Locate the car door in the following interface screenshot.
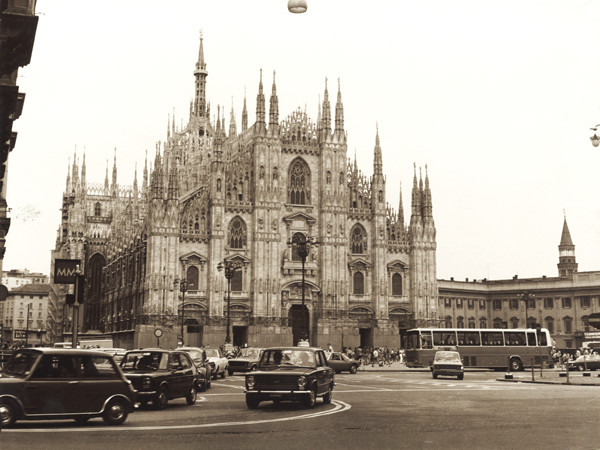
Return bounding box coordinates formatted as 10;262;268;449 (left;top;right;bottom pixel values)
315;351;332;395
178;352;196;392
22;354;80;414
168;353;186;397
76;354;125;413
327;353;341;371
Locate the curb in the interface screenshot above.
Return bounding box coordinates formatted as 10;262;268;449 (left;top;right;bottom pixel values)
497;378;600;386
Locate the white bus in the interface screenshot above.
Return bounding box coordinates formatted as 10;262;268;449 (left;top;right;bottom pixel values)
404;327;553;371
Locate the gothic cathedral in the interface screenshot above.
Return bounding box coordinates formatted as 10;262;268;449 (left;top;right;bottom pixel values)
53;34;438;349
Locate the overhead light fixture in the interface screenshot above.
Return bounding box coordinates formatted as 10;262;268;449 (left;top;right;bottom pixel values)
288;0;307;14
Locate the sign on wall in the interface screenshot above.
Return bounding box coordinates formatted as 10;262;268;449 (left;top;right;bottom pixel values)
54;259;81;284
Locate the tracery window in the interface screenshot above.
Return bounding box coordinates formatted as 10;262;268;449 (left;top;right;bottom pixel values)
350;225;367;254
288;159;311;205
94;202;101;216
186;266;199;291
231;268;243;292
228;217;247;249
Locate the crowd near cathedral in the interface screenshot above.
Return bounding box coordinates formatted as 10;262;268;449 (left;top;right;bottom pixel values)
47;34;600;351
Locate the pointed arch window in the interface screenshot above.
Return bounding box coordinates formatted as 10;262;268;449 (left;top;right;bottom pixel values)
186;266;199;291
288;159;311;205
94;202;101;216
350;225;367;254
228;217;247;249
392;273;402;296
353;271;364;295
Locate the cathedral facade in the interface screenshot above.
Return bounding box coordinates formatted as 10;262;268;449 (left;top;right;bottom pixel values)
52;35;438;350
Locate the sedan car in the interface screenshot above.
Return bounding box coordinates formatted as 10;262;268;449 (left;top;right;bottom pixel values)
245;347;334;409
430;350;464;380
0;348;137;427
326;352;361;374
205;347;228;379
120;349;197;409
567;354;600;371
228;347;263;375
176;346;212;391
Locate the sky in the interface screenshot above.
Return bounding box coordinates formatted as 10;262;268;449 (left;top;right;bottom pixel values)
6;0;600;281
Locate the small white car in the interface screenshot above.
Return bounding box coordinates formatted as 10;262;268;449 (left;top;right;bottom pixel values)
204;348;228;379
431;350;464;380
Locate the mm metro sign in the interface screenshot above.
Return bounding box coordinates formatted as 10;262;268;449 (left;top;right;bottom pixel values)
54;259;81;284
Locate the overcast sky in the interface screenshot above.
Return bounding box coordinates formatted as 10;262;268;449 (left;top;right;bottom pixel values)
7;0;600;281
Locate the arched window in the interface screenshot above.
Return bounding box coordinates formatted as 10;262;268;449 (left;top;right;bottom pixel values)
228;217;247;249
468;317;476;328
563;316;573;334
445;316;453;328
392;273;402;296
493;318;503;328
350;225;367;254
479;317;487;329
527;316;537;328
510;317;519;329
353;272;364;295
326;171;331;184
94;202;101;216
288;159;311;205
339;171;344;185
186;266;199;291
457;316;464;329
545;317;554;334
291;232;306;262
231;268;243;292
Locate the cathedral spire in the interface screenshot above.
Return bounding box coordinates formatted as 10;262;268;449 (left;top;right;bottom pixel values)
80;150;86;192
321;77;331;133
269;70;279;129
229;99;237;136
423;165;433;218
411;163;421;216
194;30;208;117
256;68;266;129
111;148;118;197
373;123;383;176
65;158;71;193
71;145;79;190
242;88;248;131
334;78;344;133
398;182;405;226
133;162;138;200
104;159;109;193
143;150;148;195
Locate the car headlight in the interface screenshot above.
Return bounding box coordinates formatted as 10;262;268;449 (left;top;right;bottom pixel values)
297;376;307;389
246;375;255;390
142;376;151;389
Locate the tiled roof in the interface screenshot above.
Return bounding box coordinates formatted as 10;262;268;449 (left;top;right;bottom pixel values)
11;283;52;295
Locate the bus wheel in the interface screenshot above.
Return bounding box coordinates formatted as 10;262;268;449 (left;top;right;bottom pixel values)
510;358;523;372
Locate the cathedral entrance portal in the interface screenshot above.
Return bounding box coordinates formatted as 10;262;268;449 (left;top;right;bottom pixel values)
186;320;203;347
289;305;309;346
233;326;248;347
360;328;373;349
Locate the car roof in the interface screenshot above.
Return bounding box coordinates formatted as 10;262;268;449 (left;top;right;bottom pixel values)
263;347;323;352
13;347;114;357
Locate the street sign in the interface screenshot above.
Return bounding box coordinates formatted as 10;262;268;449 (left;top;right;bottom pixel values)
14;330;25;339
54;259;81;284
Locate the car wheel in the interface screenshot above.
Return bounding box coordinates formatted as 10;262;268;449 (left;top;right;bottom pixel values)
510;358;523;372
457;374;464;380
153;388;169;410
74;416;90;425
323;386;333;405
304;387;317;408
246;395;260;409
102;398;129;425
207;378;212;389
221;368;226;378
0;400;18;427
186;386;197;405
349;364;358;374
228;369;234;376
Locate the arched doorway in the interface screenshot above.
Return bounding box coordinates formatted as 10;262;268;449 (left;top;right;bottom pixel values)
389;308;413;348
288;305;309;345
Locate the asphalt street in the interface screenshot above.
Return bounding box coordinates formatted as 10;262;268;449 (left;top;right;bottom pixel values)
3;370;599;450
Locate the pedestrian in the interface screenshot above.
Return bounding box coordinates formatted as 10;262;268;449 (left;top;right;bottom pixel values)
372;348;379;367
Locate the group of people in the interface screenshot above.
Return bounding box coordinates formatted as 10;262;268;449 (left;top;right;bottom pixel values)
335;345;405;366
552;347;599;367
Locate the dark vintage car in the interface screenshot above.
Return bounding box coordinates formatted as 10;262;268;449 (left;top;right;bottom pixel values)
228;347;264;375
430;350;464;380
567;354;600;371
326;352;361;374
120;349;198;409
175;347;212;391
0;348;137;427
245;347;334;409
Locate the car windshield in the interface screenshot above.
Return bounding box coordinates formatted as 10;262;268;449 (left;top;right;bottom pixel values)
120;351;167;371
1;351;39;377
204;349;220;358
434;351;461;362
260;349;316;368
240;348;261;358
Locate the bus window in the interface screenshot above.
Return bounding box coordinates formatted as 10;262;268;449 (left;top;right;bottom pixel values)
459;331;480;346
433;331;456;346
538;331;548;346
505;331;526;346
481;331;504;346
526;332;536;346
406;331;419;349
421;333;433;349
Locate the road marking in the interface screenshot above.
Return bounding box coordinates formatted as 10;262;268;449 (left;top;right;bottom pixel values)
3;400;352;433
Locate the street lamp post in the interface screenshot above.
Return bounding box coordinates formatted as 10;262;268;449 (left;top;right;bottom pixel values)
174;277;188;346
24;303;32;347
217;260;244;345
520;291;535;328
291;234;318;343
